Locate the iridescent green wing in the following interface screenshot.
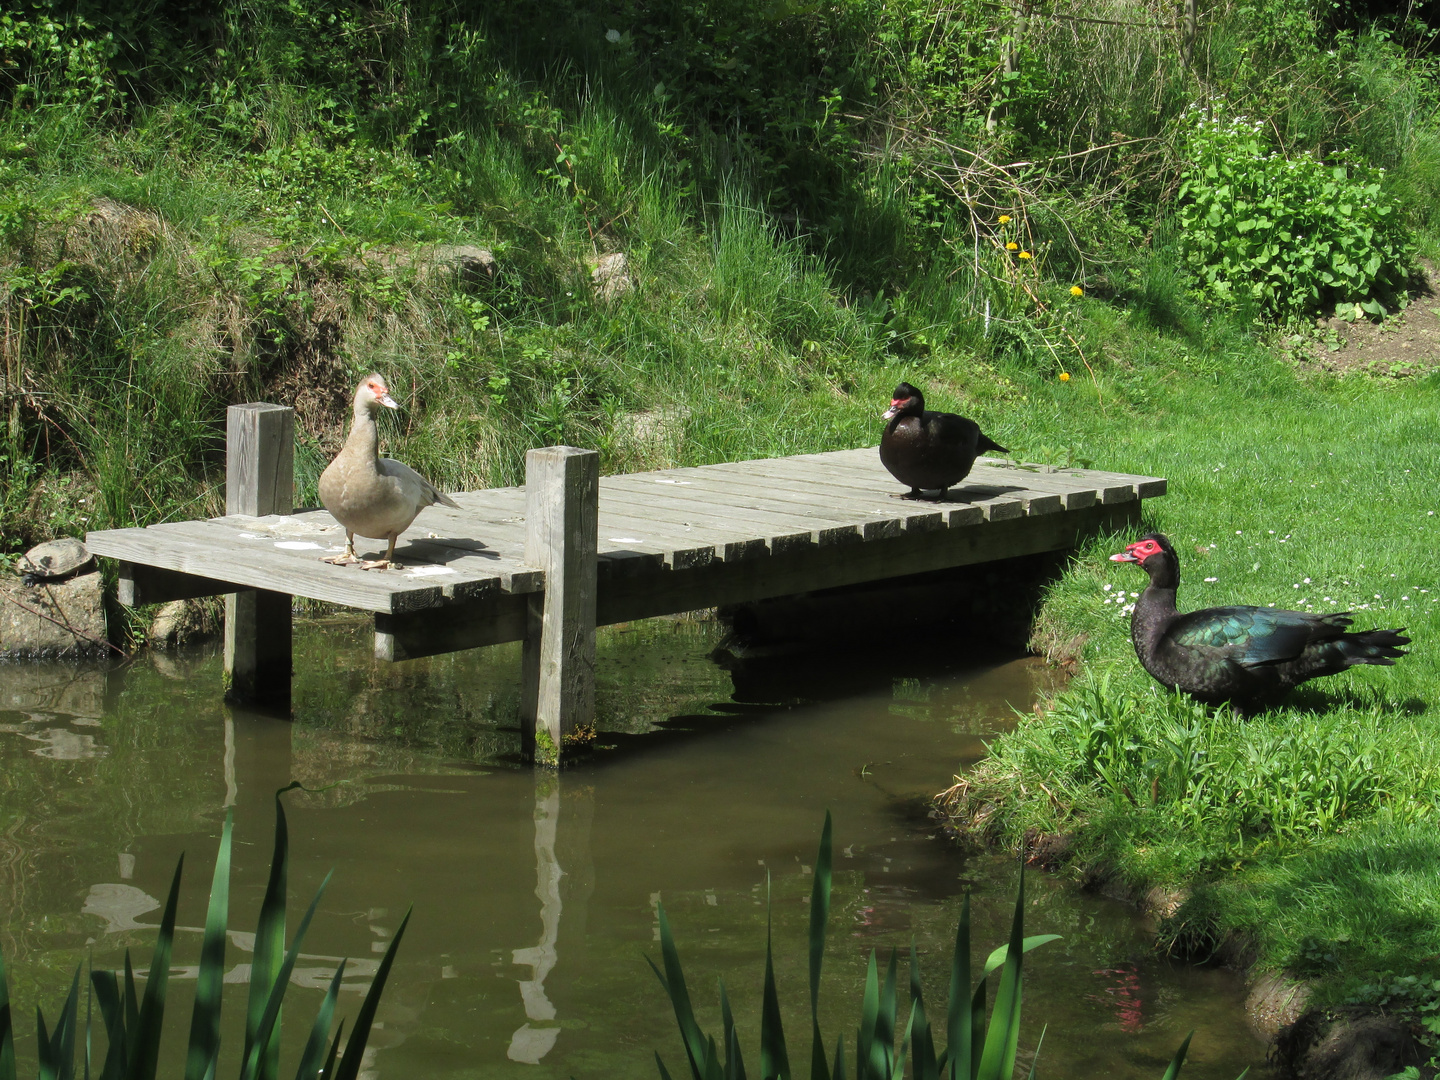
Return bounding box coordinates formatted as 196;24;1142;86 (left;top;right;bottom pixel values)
1168;606;1324;667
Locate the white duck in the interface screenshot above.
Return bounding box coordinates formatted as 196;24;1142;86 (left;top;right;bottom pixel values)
318;374;459;570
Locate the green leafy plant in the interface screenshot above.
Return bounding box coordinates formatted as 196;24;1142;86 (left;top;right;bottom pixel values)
1176;108;1412;321
0;783;408;1080
650;813;1231;1080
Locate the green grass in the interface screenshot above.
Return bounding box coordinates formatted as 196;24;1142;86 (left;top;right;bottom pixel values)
940;343;1440;1010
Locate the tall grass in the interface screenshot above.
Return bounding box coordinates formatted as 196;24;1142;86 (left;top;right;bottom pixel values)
0;785;406;1079
652;813;1232;1080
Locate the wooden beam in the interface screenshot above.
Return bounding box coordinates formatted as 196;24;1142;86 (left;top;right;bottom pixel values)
118;562;227;607
595;500;1142;625
520;446;598;766
224;403;295;712
372;500;1144;660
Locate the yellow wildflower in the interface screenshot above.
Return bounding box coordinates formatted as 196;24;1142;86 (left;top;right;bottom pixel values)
999;215;1012;224
1019;250;1032;260
1070;285;1083;297
1005;241;1018;251
1059;372;1071;382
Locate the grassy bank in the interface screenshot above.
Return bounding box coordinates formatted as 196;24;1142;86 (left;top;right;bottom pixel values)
938;352;1440;1021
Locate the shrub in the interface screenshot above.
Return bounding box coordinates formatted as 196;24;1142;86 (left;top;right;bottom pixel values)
1176;108;1412;321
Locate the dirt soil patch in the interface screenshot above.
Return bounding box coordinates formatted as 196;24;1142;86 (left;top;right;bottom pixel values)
1304;261;1440;376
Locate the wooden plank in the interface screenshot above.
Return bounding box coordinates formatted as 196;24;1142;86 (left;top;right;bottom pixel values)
772;450;1129;516
87;524;441;614
717;456;1028;522
615;466;982;532
609;469;916;537
598;486;812;559
970;460;1133;505
752;451;1063;516
375;592;529;660
520;446;599;765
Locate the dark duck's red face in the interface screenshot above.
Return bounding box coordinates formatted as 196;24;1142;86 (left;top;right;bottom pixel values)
883;382;923;421
1110;533;1179;587
1110;535;1167;566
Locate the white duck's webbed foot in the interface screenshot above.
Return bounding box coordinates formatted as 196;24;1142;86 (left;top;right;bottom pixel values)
359;536;400;571
322;538;360;565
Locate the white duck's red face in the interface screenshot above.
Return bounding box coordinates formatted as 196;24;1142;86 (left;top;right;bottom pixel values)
361;375;400;410
1110;537;1165;565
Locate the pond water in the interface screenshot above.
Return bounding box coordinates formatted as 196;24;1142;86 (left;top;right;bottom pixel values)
0;615;1272;1079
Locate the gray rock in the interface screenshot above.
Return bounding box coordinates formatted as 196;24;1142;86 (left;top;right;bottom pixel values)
591;251;633;301
19;537;93;582
0;570;109;658
431;244;497;281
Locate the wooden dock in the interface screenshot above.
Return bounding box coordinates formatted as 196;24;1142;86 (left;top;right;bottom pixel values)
85;403;1165;763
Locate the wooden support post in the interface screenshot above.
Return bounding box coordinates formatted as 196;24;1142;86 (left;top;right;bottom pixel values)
223;403;295;712
1181;0;1197;69
520;446;598;766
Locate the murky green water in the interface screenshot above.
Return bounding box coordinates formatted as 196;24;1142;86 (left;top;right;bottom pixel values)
0;616;1271;1078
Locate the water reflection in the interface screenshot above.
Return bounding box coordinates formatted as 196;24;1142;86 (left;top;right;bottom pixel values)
0;617;1273;1079
510;777;563;1063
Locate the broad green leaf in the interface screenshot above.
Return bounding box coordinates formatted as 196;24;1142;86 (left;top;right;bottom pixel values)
1159;1031;1192;1080
293;961;345;1080
333;907;410;1080
127;856;185;1080
809;813;833;1080
759;881;790;1080
185;812;234;1080
246;785;302;1080
981;936;1061;977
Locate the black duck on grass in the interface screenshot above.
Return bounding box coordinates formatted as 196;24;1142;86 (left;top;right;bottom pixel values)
1111;533;1410;711
879;381;1007;500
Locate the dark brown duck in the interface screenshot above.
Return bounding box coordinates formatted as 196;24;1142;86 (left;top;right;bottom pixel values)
879;381;1007;500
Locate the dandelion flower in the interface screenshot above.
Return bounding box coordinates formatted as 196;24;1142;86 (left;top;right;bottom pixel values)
1006;241;1018;251
1019;250;1032;260
999;215;1011;224
1058;371;1070;382
1070;285;1083;297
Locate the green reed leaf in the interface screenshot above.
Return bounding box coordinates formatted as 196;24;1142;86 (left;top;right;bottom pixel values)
185;812;233;1080
332;906;410;1080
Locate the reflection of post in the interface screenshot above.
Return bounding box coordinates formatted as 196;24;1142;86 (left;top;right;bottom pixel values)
228;711;294;815
509;774;562;1064
508;774;595;1065
223;715;238;808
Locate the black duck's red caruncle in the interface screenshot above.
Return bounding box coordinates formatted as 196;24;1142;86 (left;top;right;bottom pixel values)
879;382;1007;500
1111;533;1410;710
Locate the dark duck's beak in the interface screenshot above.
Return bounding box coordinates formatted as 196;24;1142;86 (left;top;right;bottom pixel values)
882;398;904;420
1110;543;1143;563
